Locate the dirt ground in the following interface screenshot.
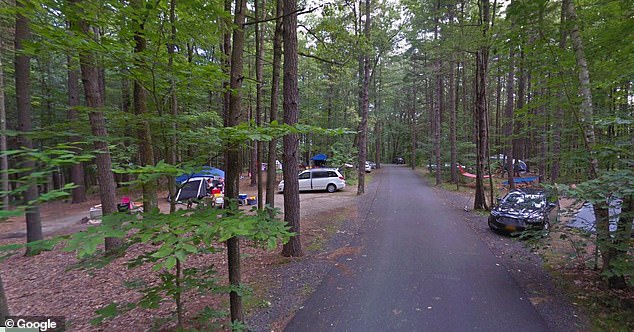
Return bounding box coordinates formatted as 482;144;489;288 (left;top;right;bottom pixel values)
0;176;360;331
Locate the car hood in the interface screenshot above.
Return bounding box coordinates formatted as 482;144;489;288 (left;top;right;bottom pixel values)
492;205;543;219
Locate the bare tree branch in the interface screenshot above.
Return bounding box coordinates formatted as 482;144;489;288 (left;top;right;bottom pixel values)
298;51;344;66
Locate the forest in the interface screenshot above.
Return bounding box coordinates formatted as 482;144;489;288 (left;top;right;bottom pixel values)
0;0;632;330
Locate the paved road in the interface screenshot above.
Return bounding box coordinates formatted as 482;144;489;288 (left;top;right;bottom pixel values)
285;165;548;332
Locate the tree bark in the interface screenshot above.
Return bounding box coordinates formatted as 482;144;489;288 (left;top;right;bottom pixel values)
433;0;442;185
375;66;382;169
375;121;381;169
222;0;232;124
167;0;178;213
356;0;371;195
15;2;44;253
281;0;303;257
504;42;516;189
410;81;417;171
255;0;267;209
69;0;121;253
266;0;283;210
564;0;623;288
0;272;8;322
449;57;458;183
513;47;526;162
0;36;9;322
131;0;157;211
473;0;490;210
225;0;247;323
0;36;9;210
67;53;87;203
434;63;442;185
550;1;567;183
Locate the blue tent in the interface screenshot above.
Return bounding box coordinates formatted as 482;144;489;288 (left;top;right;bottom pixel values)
176;166;225;183
311;154;327;161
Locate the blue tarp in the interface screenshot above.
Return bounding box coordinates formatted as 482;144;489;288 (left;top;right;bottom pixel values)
311;154;327;161
502;176;539;185
176;166;225;183
567;201;634;233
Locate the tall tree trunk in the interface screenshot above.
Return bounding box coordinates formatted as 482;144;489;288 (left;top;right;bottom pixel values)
434;62;442;185
504;44;516;189
513;47;526;162
266;0;283;210
281;0;303;257
0;270;7;320
167;0;178;213
473;0;490;210
67;53;87;203
449;57;457;183
494;58;502;149
564;0;623;288
433;0;442;185
255;0;267;209
375;65;382;169
69;0;121;254
375;121;381;169
249;102;257;187
131;0;157;211
356;0;371;195
550;3;567;183
564;0;599;177
538;85;547;182
15;2;43;254
222;0;231;123
0;36;9;210
225;0;247;323
410;80;417;171
408;57;414;170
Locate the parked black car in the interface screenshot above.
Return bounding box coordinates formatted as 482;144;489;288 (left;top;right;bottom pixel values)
488;188;558;234
393;157;405;164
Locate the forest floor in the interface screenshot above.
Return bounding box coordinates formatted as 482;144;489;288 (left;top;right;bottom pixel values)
0;175;363;331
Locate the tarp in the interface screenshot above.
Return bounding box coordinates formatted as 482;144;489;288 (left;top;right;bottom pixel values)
502;176;539;185
311;154;327;161
458;165;491;179
176;166;224;183
568;201;634;233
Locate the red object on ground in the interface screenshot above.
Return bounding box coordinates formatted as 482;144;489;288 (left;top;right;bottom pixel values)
458;165;491;179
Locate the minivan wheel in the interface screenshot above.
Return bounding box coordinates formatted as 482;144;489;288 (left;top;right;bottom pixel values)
326;184;336;193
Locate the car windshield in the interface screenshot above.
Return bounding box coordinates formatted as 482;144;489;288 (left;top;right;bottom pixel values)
503;192;545;209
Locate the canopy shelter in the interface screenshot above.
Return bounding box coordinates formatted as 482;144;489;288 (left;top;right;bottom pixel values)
176;166;224;183
311;154;328;167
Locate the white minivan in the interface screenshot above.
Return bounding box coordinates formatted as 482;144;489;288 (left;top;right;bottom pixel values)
278;168;346;193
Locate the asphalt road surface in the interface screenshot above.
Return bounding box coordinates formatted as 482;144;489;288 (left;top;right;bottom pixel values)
285;165;549;332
